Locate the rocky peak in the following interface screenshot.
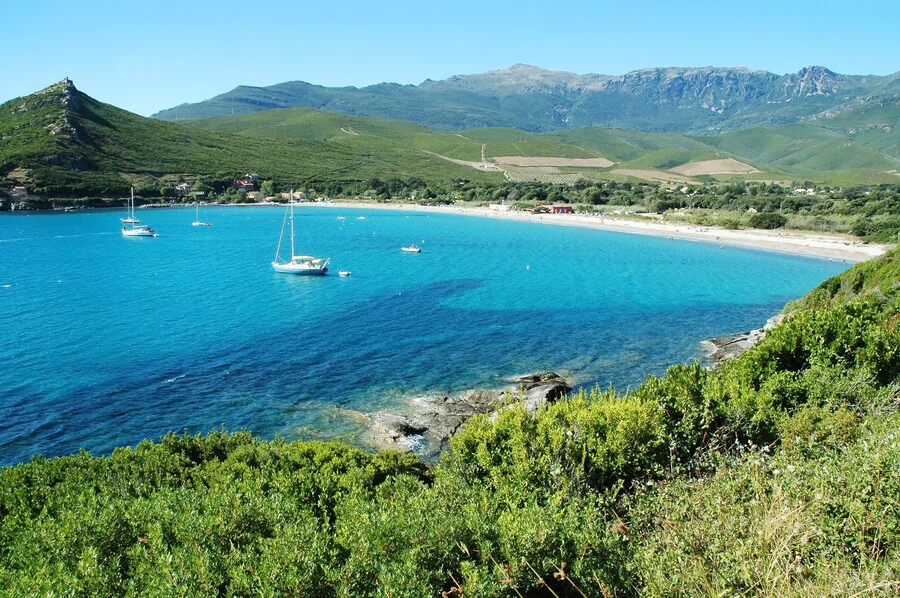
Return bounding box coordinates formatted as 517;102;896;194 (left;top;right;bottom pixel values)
425;64;586;94
780;66;842;98
32;78;81;108
11;78;84;142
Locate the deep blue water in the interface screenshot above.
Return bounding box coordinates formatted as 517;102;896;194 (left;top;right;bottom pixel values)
0;206;847;465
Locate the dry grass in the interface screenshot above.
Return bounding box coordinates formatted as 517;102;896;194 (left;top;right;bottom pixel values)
492;156;615;168
609;168;695;184
7;167;30;181
670;158;760;176
420;151;504;172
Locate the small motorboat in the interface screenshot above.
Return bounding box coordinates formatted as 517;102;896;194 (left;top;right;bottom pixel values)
339;270;352;277
401;244;421;253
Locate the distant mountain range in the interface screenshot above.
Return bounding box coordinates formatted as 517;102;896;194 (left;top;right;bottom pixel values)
153;64;900;134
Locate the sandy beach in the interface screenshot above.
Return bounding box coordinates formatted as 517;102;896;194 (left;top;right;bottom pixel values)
306;201;892;263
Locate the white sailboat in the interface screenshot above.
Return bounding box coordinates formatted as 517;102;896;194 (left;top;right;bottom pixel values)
191;202;212;227
272;193;328;275
121;188;158;237
120;189;139;223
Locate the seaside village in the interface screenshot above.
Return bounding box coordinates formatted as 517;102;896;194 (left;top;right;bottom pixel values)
3;173;582;214
2;173;322;210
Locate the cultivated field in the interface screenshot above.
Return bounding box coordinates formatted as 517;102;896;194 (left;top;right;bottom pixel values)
502;166;595;184
670;158;759;176
492;156;615;167
610;169;696;184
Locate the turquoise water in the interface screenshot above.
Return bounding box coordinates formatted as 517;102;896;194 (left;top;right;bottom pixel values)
0;206;847;465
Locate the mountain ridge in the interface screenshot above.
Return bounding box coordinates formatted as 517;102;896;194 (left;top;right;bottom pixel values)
153;64;900;134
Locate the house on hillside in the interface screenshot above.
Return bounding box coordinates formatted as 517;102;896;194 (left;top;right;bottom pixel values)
245;173;261;182
279;191;308;201
174;183;192;196
9;186;28;198
231;179;255;191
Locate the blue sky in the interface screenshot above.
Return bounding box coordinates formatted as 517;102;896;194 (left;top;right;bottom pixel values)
2;0;897;116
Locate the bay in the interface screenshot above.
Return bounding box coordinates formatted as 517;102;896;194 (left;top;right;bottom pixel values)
0;206;847;465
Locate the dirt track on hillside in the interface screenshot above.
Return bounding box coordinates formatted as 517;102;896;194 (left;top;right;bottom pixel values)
492;156;614;167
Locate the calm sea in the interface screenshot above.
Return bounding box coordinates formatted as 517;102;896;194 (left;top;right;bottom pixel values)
0;206;847;465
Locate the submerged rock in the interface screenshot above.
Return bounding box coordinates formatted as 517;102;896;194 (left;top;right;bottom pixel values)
364;372;572;454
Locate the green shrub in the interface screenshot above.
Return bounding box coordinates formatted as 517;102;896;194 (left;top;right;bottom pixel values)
749;212;788;229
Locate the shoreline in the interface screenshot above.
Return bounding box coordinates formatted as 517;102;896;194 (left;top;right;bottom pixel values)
5;199;890;262
301;201;891;263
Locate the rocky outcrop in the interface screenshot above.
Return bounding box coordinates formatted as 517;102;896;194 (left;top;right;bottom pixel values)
364;372;571;454
702;314;785;366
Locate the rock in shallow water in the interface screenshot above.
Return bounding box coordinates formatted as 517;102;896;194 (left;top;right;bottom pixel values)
702;314;785;366
365;372;572;454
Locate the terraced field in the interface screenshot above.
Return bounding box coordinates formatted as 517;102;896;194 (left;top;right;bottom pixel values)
501;166;596;184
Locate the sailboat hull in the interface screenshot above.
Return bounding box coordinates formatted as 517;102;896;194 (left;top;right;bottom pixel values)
272;261;328;275
122;227;158;237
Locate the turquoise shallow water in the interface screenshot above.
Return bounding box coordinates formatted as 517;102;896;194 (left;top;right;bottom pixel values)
0;206;847;465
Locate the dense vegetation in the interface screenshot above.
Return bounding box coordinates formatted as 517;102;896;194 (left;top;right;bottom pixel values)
3;246;899;595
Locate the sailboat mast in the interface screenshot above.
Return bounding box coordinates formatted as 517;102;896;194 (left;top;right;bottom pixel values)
290;189;296;258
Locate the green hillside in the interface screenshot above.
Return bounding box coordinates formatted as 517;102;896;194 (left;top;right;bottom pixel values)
699;124;900;172
0;81;501;198
181;105;900;185
815;100;900;160
191;107;484;162
155;80;545;131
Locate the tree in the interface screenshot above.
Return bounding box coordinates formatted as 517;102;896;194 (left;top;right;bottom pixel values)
748;212;787;229
260;180;276;197
193;181;213;196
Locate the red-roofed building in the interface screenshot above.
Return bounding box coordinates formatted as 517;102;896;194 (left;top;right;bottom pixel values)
231;179;255;191
539;205;573;214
